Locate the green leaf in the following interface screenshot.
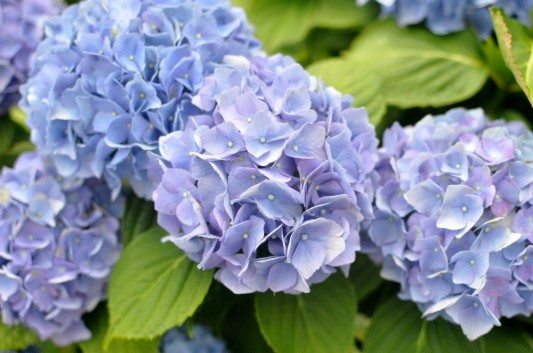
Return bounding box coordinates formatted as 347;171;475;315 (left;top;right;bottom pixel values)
80;305;158;353
312;0;378;31
0;120;15;155
365;297;533;353
348;254;383;301
0;321;38;350
233;0;376;52
222;298;273;353
120;194;157;246
347;20;489;108
491;7;533;106
106;227;213;343
255;274;356;353
308;58;387;125
483;326;533;353
9;107;29;132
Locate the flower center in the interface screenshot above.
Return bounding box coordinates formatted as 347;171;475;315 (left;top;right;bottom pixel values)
267;194;275;201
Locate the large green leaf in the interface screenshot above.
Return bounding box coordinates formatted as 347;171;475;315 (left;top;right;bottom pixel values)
308;58;387;125
222;298;273;353
80;306;158;353
255;274;356;353
120;194;157;246
346;20;489;108
365;298;533;353
0;322;38;350
491;7;533;106
348;254;383;301
106;227;212;343
233;0;376;52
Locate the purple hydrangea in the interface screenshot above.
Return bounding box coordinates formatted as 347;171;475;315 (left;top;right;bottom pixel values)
152;54;378;294
21;0;260;200
0;152;124;345
0;0;62;113
161;325;227;353
357;0;533;38
365;108;533;340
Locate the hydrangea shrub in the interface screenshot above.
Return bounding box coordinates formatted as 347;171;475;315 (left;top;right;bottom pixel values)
153;54;378;294
161;325;227;353
365;108;533;340
21;0;260;199
0;152;124;345
357;0;533;37
0;0;62;113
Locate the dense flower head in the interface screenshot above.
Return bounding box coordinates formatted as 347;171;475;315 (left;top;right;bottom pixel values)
365;108;533;340
21;0;260;200
153;54;378;294
0;0;62;113
0;152;124;345
161;325;227;353
357;0;533;38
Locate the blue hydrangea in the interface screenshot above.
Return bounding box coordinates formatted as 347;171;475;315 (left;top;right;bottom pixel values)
152;54;378;294
0;152;124;345
365;108;533;340
357;0;533;38
161;325;227;353
21;0;260;200
0;0;62;113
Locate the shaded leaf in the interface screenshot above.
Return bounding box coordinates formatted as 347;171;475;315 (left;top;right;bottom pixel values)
80;305;158;353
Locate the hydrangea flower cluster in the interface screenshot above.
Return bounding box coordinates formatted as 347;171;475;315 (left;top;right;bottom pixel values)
357;0;533;38
160;325;227;353
21;0;260;200
0;0;62;113
365;108;533;340
153;54;378;294
0;152;124;345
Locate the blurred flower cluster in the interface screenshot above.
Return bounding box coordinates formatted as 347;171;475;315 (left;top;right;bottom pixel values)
0;152;123;345
0;0;62;113
358;0;533;37
365;108;532;339
161;325;227;353
153;54;378;293
21;0;260;199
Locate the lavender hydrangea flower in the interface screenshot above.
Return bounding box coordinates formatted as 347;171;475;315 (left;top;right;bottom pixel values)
161;325;227;353
21;0;260;199
357;0;533;38
0;152;124;345
152;54;378;294
365;108;533;340
0;0;62;113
